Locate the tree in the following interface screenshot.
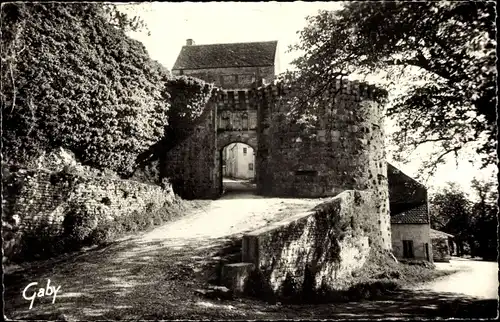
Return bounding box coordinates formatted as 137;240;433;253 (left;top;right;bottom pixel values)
429;183;473;257
470;177;498;260
290;1;497;175
1;3;170;176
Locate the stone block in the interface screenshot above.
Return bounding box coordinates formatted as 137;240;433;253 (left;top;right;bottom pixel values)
221;262;256;294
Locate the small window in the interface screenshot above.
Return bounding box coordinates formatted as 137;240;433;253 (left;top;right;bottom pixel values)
243;147;247;155
403;240;414;259
248;163;254;170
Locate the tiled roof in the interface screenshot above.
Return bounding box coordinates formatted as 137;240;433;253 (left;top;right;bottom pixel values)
388;163;428;208
430;229;454;239
172;41;278;70
391;204;429;224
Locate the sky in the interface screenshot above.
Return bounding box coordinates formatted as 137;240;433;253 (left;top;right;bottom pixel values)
120;2;497;197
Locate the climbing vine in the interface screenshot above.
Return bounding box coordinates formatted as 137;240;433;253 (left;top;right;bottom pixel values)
1;3;170;176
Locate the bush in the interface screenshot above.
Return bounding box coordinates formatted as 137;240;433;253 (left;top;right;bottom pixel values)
62;204;107;244
17;221;62;261
1;3;170;176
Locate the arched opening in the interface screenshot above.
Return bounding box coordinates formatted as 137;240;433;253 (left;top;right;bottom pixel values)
220;142;257;196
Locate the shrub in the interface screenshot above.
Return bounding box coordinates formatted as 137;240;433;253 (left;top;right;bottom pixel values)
62;203;108;244
1;3;170;176
17;221;62;261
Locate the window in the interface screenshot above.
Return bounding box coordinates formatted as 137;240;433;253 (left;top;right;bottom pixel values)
238;91;246;109
402;240;414;259
248;163;254;171
243;147;247;155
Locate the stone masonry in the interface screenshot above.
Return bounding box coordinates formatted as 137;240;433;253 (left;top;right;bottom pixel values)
2;166;176;262
162;78;391;250
239;190;380;294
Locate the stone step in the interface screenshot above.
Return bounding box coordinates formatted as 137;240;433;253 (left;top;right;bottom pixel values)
220;262;256;294
204;252;242;284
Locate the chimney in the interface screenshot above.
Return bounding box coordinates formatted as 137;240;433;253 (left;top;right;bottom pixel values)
186;39;195;46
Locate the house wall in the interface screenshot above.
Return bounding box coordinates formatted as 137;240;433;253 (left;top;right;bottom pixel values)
172;66;275;89
224;143;255;179
391;223;433;261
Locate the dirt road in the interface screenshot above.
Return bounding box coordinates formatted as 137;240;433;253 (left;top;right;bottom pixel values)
410;257;498;299
4;183;497;320
4;182;327;320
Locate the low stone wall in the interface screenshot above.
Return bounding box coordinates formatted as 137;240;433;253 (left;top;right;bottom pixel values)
2;165;176;262
240;190;381;295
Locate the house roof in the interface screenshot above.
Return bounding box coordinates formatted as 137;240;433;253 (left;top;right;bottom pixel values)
391;204;429;224
388;163;428;215
430;229;454;239
172;41;278;70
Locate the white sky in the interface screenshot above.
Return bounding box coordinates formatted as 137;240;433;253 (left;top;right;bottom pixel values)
119;2;497;197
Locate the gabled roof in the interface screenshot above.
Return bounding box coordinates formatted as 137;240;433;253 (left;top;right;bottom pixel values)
430;229;454;239
172;41;278;70
388;163;428;215
391;204;429;224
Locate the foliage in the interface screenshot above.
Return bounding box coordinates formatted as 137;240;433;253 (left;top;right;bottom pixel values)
430;183;473;256
165;76;214;129
134;76;214;177
470;178;498;260
62;203;108;244
430;179;498;259
161;75;214;159
290;1;497;173
1;3;170;176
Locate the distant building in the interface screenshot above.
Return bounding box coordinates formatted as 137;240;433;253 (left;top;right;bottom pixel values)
430;229;455;262
388;164;433;262
172;39;280;89
223;143;255;179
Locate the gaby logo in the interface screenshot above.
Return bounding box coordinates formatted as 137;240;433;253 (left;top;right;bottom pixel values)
22;279;61;310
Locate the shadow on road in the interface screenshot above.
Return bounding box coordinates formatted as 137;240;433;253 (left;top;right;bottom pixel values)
4;232;499;320
221;178;259;199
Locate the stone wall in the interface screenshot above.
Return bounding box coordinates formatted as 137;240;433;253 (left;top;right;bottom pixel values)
241;190;381;294
2;165;175;262
163;101;218;199
391;223;432;261
254;81;391;249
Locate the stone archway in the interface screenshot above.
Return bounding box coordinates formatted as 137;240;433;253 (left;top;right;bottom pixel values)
215;131;258;197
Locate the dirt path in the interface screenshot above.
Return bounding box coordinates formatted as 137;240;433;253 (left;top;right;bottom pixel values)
4;188;325;320
409;257;498;299
4;186;497;320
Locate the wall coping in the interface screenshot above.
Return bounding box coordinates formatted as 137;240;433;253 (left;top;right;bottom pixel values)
244;190;361;238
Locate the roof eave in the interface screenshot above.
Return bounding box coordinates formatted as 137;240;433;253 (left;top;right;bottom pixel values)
172;64;275;71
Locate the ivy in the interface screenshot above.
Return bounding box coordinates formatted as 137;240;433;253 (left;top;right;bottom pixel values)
1;3;170;176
